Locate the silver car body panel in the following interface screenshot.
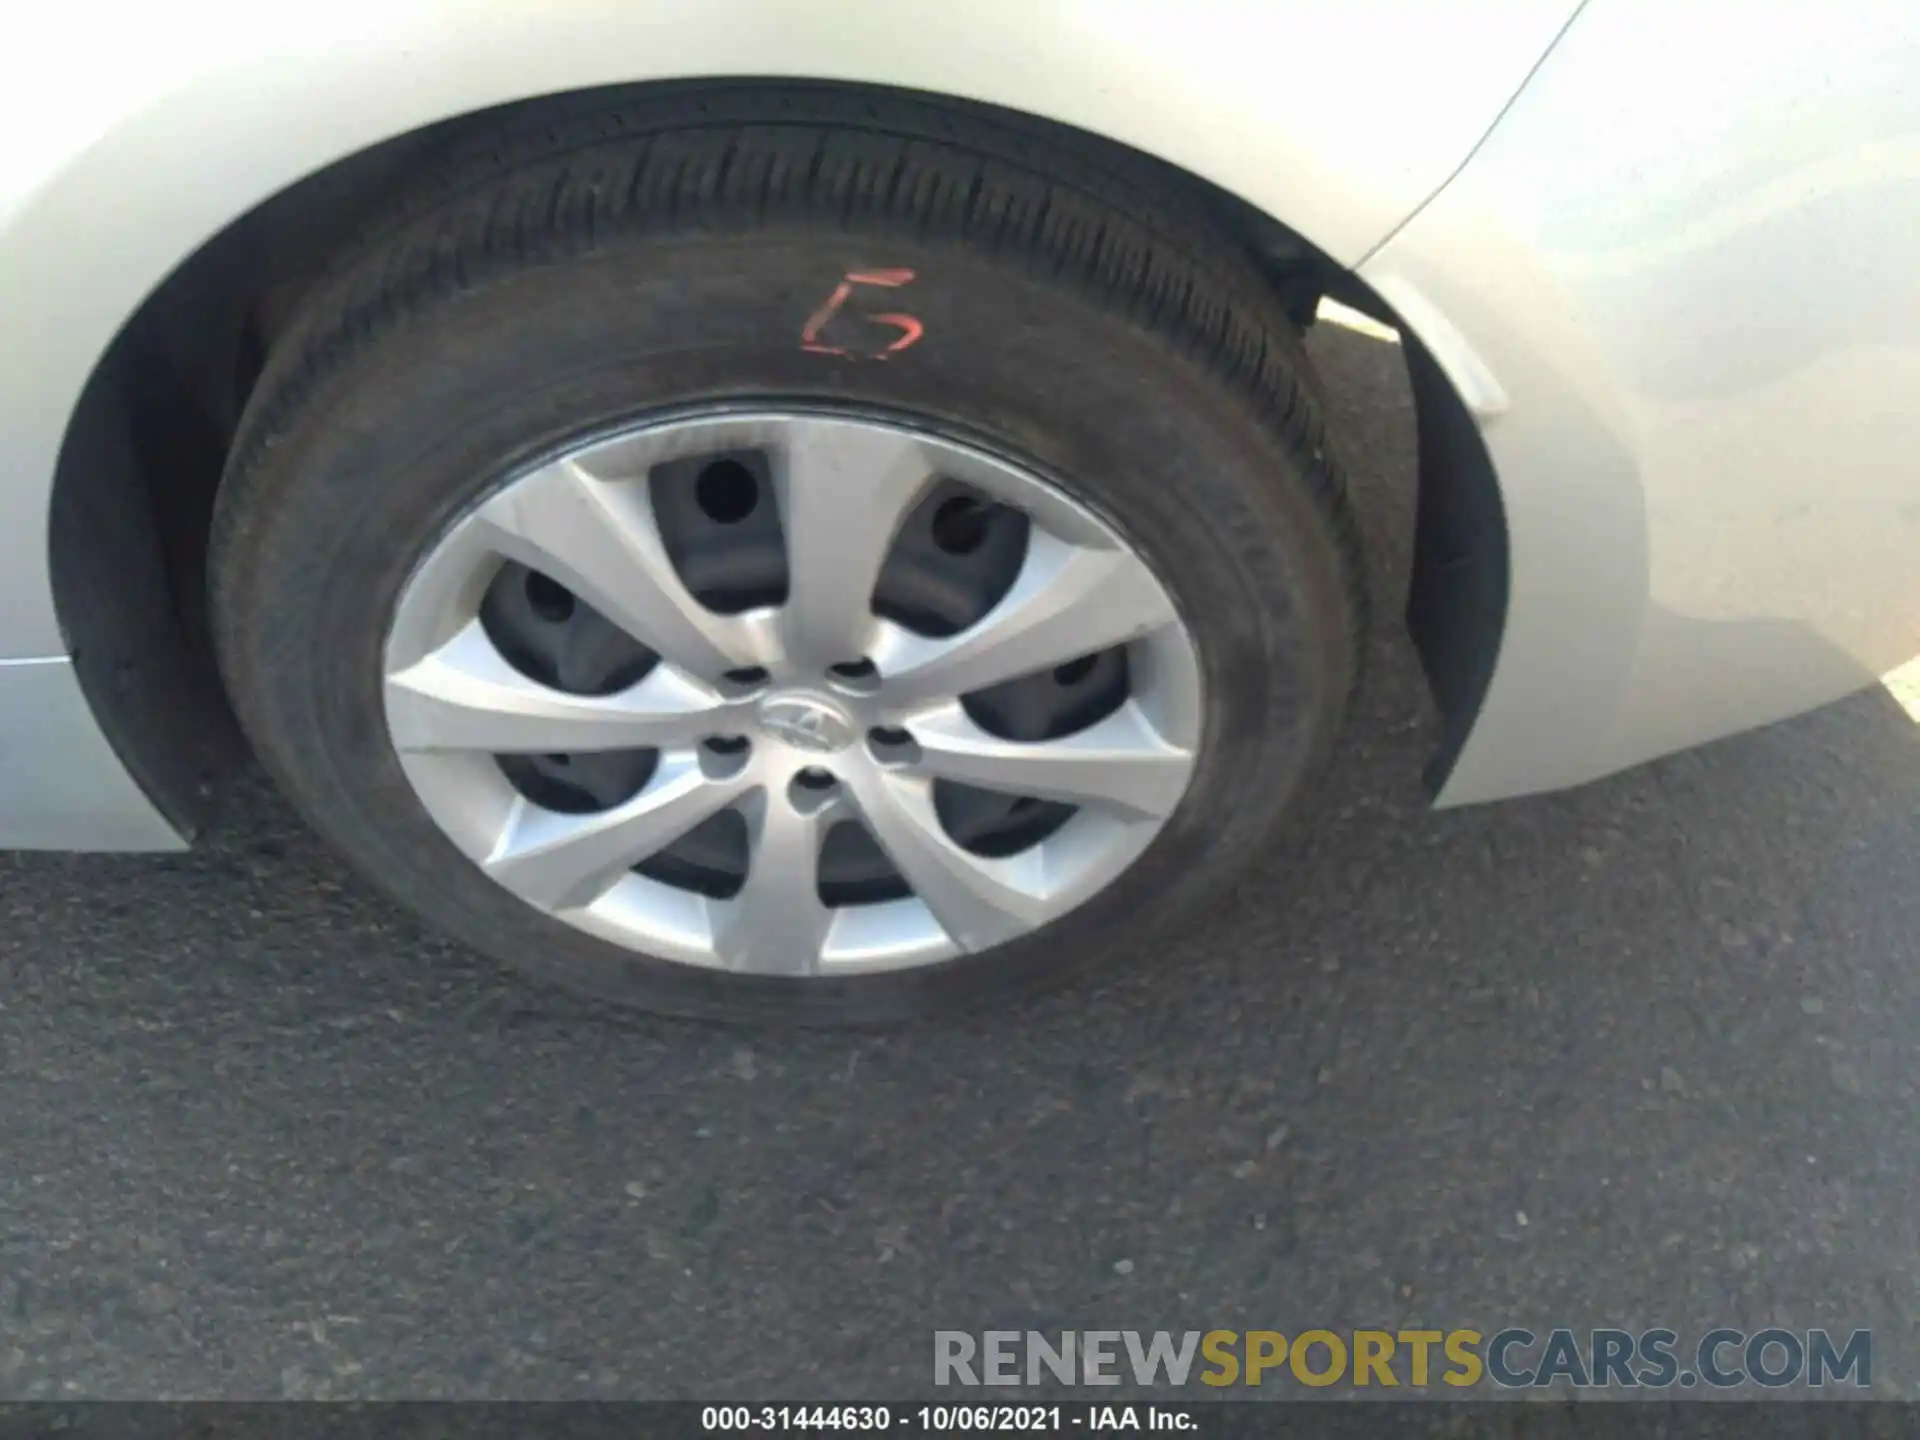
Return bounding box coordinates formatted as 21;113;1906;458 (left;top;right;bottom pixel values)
1;0;1914;844
0;660;186;850
1362;0;1920;804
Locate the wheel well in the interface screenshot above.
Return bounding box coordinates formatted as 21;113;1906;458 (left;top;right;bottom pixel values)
47;77;1502;837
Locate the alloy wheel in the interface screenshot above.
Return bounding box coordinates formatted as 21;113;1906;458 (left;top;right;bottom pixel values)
381;411;1203;975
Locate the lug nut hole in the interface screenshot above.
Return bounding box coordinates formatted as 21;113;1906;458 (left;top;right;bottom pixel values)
827;658;881;694
867;727;921;767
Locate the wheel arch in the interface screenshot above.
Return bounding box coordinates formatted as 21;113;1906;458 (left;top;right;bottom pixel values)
41;75;1513;841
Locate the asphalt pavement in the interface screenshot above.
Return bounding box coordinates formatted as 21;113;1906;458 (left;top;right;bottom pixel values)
2;327;1917;1400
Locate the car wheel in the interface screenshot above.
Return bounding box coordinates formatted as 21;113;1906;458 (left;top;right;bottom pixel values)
209;88;1363;1022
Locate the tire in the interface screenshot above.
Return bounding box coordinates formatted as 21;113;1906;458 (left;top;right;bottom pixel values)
209;85;1364;1024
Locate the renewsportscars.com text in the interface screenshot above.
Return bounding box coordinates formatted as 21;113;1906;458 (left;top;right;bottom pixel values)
933;1328;1871;1391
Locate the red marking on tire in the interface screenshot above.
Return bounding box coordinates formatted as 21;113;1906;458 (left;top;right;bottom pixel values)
801;269;925;359
868;313;924;354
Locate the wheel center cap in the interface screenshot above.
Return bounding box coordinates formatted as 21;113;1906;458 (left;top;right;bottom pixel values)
756;692;857;753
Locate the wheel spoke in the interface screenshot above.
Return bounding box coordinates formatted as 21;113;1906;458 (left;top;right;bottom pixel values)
386;620;737;754
841;769;1049;950
901;700;1193;819
870;531;1178;709
475;456;768;679
483;751;740;910
772;422;933;667
711;793;835;975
